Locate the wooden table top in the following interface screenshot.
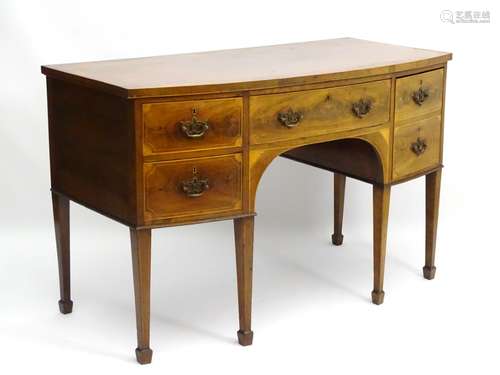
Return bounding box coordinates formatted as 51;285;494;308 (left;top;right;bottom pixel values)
41;38;452;98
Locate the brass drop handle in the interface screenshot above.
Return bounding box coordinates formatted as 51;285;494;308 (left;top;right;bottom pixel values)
412;87;429;106
277;108;303;128
411;137;427;156
179;108;209;138
352;99;372;118
181;167;209;197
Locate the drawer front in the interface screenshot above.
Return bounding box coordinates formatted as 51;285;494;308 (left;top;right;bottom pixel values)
395;69;444;123
249;80;391;144
143;98;242;155
393;116;441;180
144;154;242;220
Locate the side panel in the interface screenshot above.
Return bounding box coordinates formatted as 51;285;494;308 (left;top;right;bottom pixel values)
47;78;137;225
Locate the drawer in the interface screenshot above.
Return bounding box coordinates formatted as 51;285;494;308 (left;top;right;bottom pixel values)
395;69;444;123
249;80;391;144
144;154;242;220
143;98;242;155
393;116;441;180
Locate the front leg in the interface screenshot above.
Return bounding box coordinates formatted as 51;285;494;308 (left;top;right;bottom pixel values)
234;217;254;346
372;184;391;305
52;192;73;314
423;170;441;280
130;228;153;364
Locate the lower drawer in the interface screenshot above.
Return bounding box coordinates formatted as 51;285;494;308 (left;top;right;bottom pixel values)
393;116;441;180
144;154;242;220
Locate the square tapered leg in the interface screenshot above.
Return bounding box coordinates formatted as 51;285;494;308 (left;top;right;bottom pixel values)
52;192;73;314
423;170;441;280
332;173;346;246
234;217;255;346
372;184;390;305
130;228;153;364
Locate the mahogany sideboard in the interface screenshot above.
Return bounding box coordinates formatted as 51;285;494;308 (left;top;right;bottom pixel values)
41;38;452;364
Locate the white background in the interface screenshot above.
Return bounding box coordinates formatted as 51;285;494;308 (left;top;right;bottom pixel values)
1;0;499;374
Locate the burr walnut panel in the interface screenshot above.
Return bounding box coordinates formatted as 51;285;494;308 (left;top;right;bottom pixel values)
143;154;242;221
392;115;442;180
143;98;242;155
249;80;391;144
395;68;444;123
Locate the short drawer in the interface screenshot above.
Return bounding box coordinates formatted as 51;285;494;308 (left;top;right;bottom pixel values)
143;98;242;155
395;69;444;123
393;115;441;180
249;80;391;144
143;154;242;220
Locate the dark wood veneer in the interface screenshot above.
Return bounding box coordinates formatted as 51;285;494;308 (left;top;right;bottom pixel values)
47;78;138;225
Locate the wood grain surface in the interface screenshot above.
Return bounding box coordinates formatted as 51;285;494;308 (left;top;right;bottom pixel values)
143;154;242;221
42;38;451;97
395;68;444;123
392;116;442;180
143;97;242;155
249;80;391;144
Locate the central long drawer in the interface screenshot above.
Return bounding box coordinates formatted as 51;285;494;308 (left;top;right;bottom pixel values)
249;79;391;144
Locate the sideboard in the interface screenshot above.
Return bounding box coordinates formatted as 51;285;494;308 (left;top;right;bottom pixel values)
42;38;452;363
